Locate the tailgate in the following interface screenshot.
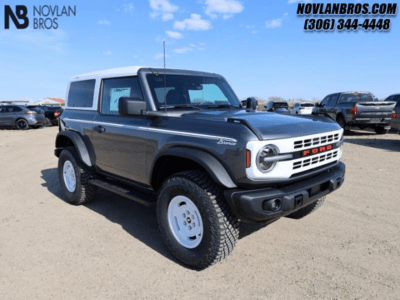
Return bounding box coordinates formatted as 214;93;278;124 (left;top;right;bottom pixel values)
356;101;396;119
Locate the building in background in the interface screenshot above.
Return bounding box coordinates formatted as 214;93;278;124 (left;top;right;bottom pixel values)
33;98;65;106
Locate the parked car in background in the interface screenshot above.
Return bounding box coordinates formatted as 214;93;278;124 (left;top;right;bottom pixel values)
263;101;289;113
27;105;63;126
0;105;46;130
314;92;396;134
385;94;400;132
289;102;315;115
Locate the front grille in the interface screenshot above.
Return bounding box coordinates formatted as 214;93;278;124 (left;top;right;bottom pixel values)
293;151;338;170
294;133;340;150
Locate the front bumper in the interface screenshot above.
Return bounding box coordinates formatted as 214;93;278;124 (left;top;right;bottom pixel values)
224;162;345;223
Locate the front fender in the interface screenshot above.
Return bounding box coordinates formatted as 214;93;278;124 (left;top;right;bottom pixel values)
152;147;237;189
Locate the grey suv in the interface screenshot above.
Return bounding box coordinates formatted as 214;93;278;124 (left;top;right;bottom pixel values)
0;105;46;130
55;66;345;269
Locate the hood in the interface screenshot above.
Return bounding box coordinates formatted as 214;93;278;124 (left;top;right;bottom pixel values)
183;110;341;140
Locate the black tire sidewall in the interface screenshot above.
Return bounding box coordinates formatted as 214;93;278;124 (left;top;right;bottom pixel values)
58;150;84;204
16;119;29;130
337;116;346;129
157;177;220;267
375;127;388;134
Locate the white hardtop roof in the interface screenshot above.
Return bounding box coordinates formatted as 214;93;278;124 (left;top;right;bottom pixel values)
72;66;148;79
72;66;212;80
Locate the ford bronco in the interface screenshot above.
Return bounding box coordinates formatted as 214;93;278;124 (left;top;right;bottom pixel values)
55;66;345;269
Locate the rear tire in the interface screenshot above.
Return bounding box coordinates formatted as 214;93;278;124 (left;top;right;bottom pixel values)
286;197;326;219
157;170;239;270
16;119;29;130
375;127;389;135
58;147;97;205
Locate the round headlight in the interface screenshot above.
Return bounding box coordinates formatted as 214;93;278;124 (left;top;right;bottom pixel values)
256;145;278;173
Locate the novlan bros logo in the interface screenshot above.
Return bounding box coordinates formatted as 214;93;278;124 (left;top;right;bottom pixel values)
4;5;28;29
4;4;76;30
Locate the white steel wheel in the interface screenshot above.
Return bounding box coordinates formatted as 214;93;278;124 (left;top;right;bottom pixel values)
167;195;203;249
63;160;76;192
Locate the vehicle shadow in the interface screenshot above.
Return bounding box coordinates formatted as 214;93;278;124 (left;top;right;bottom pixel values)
344;134;400;152
41;168;275;266
40;168;184;268
343;129;376;136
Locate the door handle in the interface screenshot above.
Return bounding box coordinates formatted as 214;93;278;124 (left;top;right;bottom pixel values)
94;125;105;133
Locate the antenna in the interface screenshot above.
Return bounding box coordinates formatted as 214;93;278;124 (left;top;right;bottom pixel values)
163;40;167;113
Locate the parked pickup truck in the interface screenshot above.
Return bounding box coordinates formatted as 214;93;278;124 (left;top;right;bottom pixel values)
54;66;345;269
314;92;396;134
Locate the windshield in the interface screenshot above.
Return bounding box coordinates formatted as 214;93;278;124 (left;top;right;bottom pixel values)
146;74;241;109
340;94;374;103
301;103;314;107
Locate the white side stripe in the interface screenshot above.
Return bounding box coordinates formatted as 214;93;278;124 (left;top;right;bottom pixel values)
63;118;237;142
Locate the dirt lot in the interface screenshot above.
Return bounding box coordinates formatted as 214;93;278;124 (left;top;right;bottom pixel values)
1;127;399;299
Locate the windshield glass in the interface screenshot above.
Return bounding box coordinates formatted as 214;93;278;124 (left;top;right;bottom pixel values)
301;103;314;107
146;74;241;109
340;94;374;103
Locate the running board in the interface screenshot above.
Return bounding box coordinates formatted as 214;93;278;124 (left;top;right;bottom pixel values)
88;179;157;207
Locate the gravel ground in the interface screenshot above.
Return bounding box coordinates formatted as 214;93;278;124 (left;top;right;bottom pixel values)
1;127;399;299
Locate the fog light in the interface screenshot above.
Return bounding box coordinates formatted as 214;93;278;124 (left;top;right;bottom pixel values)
263;199;282;212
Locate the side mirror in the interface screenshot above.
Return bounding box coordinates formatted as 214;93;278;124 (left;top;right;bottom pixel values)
119;97;146;116
246;97;258;112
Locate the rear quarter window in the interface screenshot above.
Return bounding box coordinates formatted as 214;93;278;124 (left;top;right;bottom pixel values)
67;80;96;108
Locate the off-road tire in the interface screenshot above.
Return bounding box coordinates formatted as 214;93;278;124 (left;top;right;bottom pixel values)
58;147;97;205
286;196;326;219
16;119;29;130
375;127;389;135
157;170;239;270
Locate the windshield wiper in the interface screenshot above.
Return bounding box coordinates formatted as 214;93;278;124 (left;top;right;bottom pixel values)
159;104;203;110
207;104;241;109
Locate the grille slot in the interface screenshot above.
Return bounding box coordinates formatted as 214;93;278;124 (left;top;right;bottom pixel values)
292;151;338;170
293;133;340;150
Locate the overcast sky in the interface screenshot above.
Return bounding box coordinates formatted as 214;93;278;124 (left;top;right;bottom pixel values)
0;0;399;102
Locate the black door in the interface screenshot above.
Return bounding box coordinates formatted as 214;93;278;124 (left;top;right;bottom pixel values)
325;93;340;120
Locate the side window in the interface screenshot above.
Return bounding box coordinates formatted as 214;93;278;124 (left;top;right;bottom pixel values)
101;76;143;115
338;94;350;103
385;96;394;101
320;96;330;107
328;94;340;106
68;79;96;108
12;106;23;112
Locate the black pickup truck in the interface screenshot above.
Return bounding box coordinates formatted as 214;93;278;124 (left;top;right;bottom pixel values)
54;67;345;269
314;92;396;134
